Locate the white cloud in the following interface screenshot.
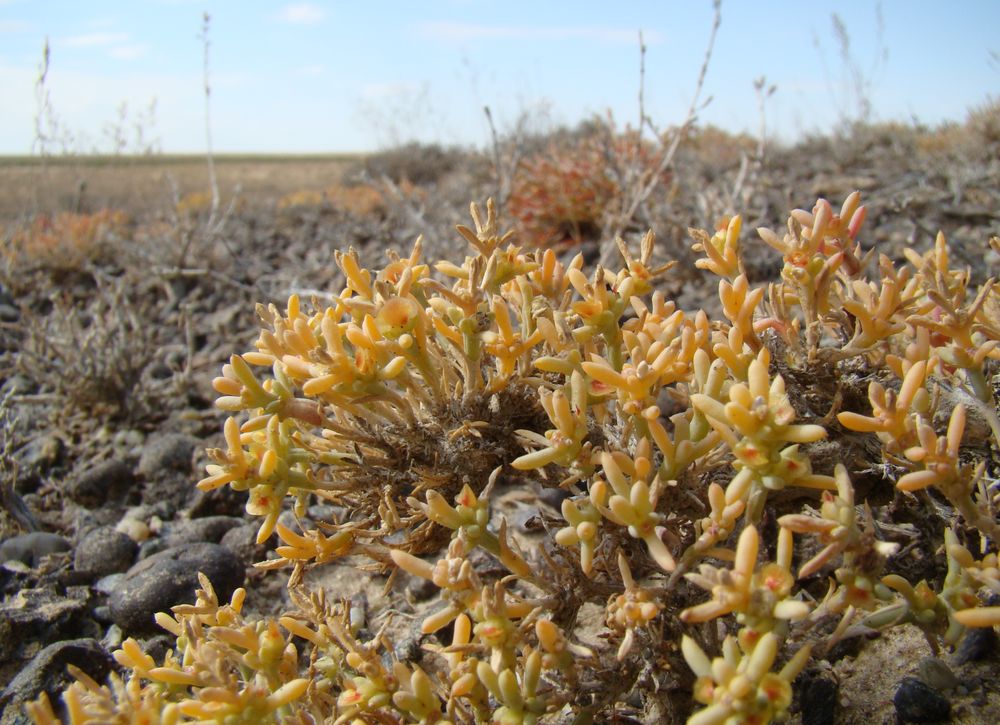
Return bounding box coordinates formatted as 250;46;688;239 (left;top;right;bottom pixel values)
108;45;149;61
62;32;129;48
0;19;29;32
295;64;326;78
416;22;659;45
276;3;326;25
57;30;150;62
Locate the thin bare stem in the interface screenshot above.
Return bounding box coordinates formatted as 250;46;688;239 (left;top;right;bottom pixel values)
728;76;774;212
637;30;647;138
32;38;52;157
200;13;220;223
601;0;722;267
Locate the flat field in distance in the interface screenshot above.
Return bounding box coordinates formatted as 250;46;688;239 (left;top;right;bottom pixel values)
0;154;356;223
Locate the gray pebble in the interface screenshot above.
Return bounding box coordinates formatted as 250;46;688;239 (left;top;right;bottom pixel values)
137;433;197;477
220;523;270;563
0;588;89;664
307;504;345;522
73;526;137;578
186;484;246;518
93;573;126;596
894;676;951;723
14;435;64;493
918;657;959;691
66;459;135;507
953;626;999;665
92;605;113;624
19;435;64;467
137;538;168;560
158;516;243;547
0;639;113;722
114;429;145;449
0;532;71;568
278;510;310;533
141;471;197;513
537;486;571;510
406;571;440;602
73;508;117;537
141;634;175;664
109;542;244;632
122;502;173;524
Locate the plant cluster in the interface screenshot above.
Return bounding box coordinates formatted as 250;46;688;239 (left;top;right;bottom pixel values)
173;191;217;221
2;209;128;271
357;142;467;187
276;183;426;221
323;184;389;218
507;135;619;248
14;272;166;419
28;193;1000;723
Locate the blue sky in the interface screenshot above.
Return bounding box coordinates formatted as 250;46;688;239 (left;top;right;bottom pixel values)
0;0;997;154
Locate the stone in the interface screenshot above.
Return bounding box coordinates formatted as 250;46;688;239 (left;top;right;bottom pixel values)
109;543;244;632
220;523;269;564
0;533;71;568
115;518;152;543
141;635;175;665
0;639;113;725
918;657;959;691
129;495;180;527
93;573;125;596
536;486;571;510
137;433;197;477
158;516;243;547
137;538;168;560
186;484;247;518
73;526;137;578
406;575;439;603
140;470;194;513
92;605;113;624
953;625;998;665
307;504;347;523
121;502;174;525
0;588;89;664
893;676;951;723
799;673;838;725
13;435;64;494
65;459;135;507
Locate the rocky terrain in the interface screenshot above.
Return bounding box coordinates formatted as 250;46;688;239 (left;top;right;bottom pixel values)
1;113;999;723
